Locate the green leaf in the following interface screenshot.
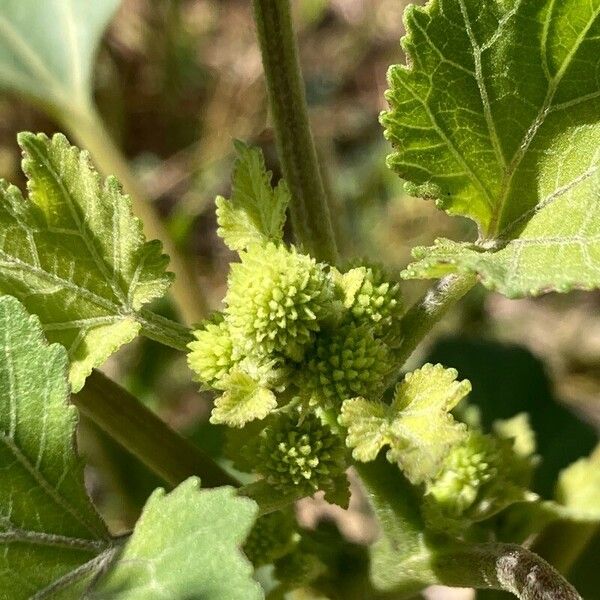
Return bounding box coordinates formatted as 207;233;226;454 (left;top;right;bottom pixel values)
210;369;277;428
0;295;112;598
384;0;600;297
0;133;173;391
92;478;262;600
555;444;600;521
340;363;470;483
0;0;120;114
216;141;289;251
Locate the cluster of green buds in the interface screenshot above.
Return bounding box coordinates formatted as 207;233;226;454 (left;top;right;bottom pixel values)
422;420;538;535
187;143;403;505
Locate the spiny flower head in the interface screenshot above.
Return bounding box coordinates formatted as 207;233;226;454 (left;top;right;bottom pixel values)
225;242;337;362
422;431;536;533
305;323;391;407
343;264;403;337
187;315;236;389
243;510;297;567
257;413;347;497
274;549;325;591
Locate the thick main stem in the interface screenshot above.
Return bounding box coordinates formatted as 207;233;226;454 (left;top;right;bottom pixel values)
73;370;238;489
252;0;338;264
64;107;207;325
434;543;582;600
394;273;477;367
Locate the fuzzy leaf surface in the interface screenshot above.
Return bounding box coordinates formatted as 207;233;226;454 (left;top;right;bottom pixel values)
210;369;277;428
216;141;289;251
92;478;262;600
341;363;470;483
0;0;120;114
0;133;172;390
384;0;600;297
0;295;111;598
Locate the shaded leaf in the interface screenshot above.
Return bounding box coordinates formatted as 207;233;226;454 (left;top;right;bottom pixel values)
0;0;120;114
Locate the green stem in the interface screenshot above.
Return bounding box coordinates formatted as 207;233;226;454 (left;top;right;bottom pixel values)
252;0;338;264
63;106;207;325
433;542;582;600
138;308;194;352
394;273;477;367
73;370;238;489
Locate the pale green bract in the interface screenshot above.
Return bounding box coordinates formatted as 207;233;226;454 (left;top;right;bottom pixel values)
210;369;277;428
0;133;172;391
92;479;262;600
340;363;470;484
216;141;290;252
383;0;600;298
0;0;120;115
0;295;111;598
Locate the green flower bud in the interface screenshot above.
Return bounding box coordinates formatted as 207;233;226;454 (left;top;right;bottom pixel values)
243;510;297;567
257;413;347;496
274;550;325;590
188;315;236;388
225;243;337;362
346;265;403;337
305;323;390;407
422;431;535;533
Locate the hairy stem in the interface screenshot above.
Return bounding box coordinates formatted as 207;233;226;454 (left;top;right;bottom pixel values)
64;106;207;325
73;370;238;489
434;543;582;600
138;308;194;352
395;273;477;367
252;0;338;264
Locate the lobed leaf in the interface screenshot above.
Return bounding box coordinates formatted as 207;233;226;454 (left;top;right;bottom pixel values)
384;0;600;297
210;369;277;428
216;141;289;252
0;133;173;391
92;478;262;600
341;363;470;484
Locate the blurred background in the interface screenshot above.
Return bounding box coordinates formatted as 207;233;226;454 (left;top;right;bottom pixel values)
0;1;598;598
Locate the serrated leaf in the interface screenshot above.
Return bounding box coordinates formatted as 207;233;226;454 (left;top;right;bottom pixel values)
384;0;600;297
210;369;277;428
0;0;120;115
0;133;172;391
216;141;289;251
340;363;470;483
92;478;262;600
0;295;112;598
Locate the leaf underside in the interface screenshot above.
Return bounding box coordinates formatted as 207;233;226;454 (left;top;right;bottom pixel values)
0;0;121;112
383;0;600;297
0;133;172;391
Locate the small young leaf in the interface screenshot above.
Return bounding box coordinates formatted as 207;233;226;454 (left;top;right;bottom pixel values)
210;369;277;428
0;0;120;115
384;0;600;297
216;141;289;251
0;133;173;391
92;478;262;600
0;295;111;597
340;363;470;483
555;444;600;521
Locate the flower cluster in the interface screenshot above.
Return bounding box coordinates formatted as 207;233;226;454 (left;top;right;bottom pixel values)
256;413;348;503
